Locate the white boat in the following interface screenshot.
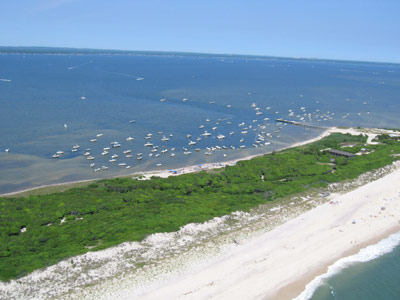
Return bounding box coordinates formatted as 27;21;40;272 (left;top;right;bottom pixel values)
199;125;205;129
195;148;202;152
84;152;91;156
161;149;168;154
56;151;64;155
217;134;225;139
205;152;212;155
137;157;143;160
94;168;101;172
72;145;80;149
123;150;132;154
111;154;118;159
90;139;97;143
160;98;166;102
212;127;217;130
126;137;134;141
90;163;95;167
156;163;162;167
118;163;127;167
96;133;103;138
86;156;95;160
170;153;176;157
229;131;234;135
52;154;60;158
241;131;248;134
186;134;192;138
240;138;244;142
155;154;160;157
71;149;78;152
184;151;192;155
126;154;133;158
129;120;136;123
188;141;196;146
112;143;121;148
144;136;152;140
144;142;153;147
103;147;111;151
202;131;211;137
101;166;109;170
137;153;143;156
126;165;131;169
109;159;117;163
161;136;170;142
101;151;109;156
182;98;188;102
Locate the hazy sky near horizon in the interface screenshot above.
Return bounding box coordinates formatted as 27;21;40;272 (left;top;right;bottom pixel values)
1;0;399;63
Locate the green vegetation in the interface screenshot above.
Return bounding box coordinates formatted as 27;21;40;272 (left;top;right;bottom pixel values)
1;133;400;281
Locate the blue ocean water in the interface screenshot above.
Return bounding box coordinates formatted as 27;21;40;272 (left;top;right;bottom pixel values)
0;52;399;195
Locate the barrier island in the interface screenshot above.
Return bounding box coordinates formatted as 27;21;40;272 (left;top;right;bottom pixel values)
1;131;400;281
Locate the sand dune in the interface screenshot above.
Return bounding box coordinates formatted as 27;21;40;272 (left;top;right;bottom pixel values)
137;162;400;300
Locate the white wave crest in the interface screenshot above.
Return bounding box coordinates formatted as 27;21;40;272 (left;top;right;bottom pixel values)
294;231;400;300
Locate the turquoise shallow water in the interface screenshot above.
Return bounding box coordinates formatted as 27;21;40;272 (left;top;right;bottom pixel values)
1;52;399;194
296;231;400;300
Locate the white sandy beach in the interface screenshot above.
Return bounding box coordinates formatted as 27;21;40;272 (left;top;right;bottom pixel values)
135;161;400;300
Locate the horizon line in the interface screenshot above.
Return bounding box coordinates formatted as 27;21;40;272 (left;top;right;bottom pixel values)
0;45;399;66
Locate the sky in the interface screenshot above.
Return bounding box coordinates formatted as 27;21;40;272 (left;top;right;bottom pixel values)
0;0;399;63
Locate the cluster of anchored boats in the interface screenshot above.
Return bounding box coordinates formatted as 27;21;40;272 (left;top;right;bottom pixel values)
46;97;353;172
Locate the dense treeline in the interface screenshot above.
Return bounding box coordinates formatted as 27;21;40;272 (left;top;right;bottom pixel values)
1;133;400;281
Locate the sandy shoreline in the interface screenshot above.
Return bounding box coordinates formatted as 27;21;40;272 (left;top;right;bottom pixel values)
135;161;400;300
1;126;336;197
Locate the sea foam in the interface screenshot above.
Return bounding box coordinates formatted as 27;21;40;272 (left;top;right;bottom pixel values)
294;231;400;300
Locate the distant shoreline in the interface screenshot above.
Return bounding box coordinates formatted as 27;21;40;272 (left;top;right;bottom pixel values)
1;46;399;66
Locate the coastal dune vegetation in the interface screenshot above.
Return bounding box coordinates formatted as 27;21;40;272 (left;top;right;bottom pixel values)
1;132;400;281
